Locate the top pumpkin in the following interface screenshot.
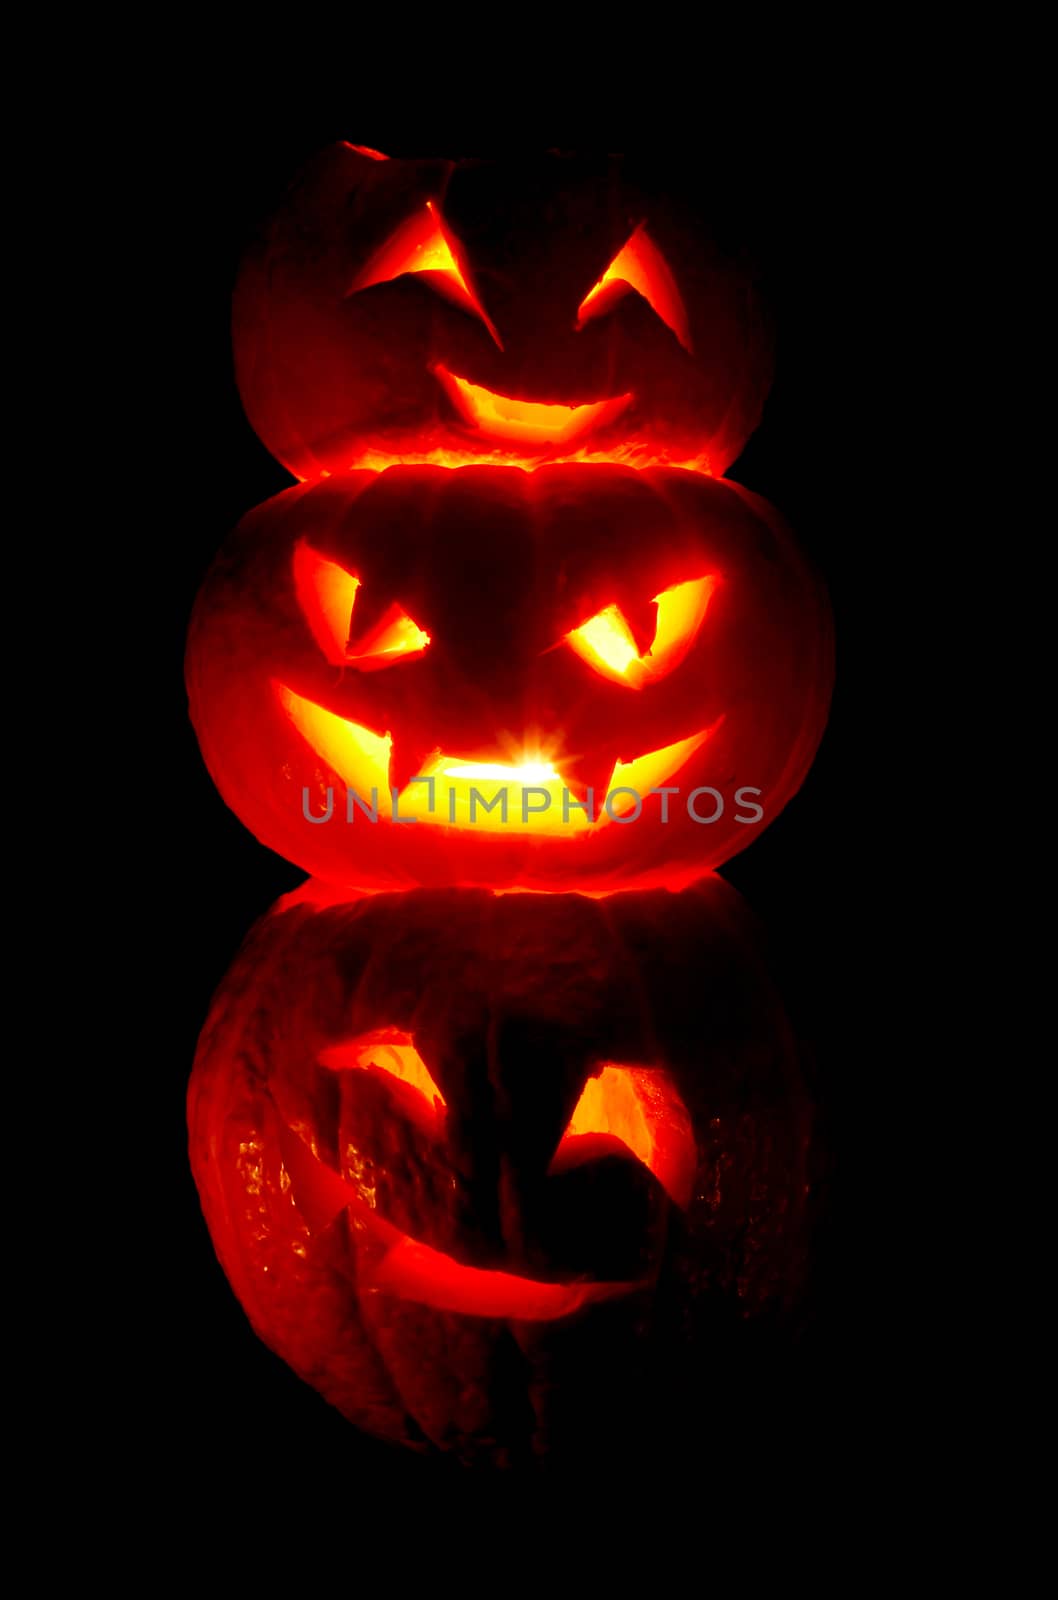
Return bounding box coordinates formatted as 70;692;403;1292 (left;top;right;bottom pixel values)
233;145;774;480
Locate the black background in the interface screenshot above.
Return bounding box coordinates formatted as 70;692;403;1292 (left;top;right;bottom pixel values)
113;75;897;1520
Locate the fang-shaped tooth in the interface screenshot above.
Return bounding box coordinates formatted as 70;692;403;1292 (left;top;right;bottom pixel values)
389;741;442;797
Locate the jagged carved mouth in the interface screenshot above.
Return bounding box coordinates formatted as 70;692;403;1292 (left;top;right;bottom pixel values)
277;1043;698;1320
277;683;716;833
280;1120;640;1320
433;363;633;448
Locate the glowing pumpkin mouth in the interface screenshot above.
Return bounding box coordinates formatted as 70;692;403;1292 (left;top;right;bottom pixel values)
278;1121;641;1321
434;363;633;447
277;682;715;833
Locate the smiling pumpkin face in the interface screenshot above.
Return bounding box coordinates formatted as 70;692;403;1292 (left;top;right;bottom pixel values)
188;878;816;1463
233;144;774;479
185;464;833;892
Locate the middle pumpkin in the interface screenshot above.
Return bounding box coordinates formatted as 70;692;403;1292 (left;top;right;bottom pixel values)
186;464;833;892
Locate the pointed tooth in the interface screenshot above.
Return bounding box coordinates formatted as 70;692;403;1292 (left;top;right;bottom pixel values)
563;752;618;817
389;740;442;798
347;592;401;654
621;597;660;659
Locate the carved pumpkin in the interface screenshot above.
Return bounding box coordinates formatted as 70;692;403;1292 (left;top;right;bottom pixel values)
185;464;832;893
233;144;774;480
188;876;815;1464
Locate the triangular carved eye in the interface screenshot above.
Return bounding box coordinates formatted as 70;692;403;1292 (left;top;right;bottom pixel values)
319;1028;445;1137
347;604;431;669
576;224;692;353
566;575;717;688
347;201;502;347
293;543;430;669
548;1064;697;1208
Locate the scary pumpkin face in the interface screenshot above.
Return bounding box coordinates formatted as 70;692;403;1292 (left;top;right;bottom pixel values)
233;144;774;480
188;877;815;1464
186;463;832;893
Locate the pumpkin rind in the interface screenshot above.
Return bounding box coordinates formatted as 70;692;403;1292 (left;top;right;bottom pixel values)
188;877;816;1464
233;145;774;480
186;465;832;892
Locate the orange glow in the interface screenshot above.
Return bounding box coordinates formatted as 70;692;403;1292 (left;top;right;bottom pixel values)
366;1237;637;1321
569;607;639;677
319;1028;446;1108
292;545;429;668
567;576;718;687
278;682;716;833
293;542;359;665
339;442;714;474
551;1064;697;1208
576;224;692;353
434;365;633;447
278;685;392;796
277;1122;641;1321
344;143;388;161
348;602;430;667
409;751;581;832
443;759;558;782
277;1120;397;1244
349;202;501;346
604;726;716;818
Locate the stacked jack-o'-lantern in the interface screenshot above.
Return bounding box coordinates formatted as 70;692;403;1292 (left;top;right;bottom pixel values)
186;144;834;1464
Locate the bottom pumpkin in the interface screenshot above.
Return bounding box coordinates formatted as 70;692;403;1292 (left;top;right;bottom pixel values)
188;876;818;1466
